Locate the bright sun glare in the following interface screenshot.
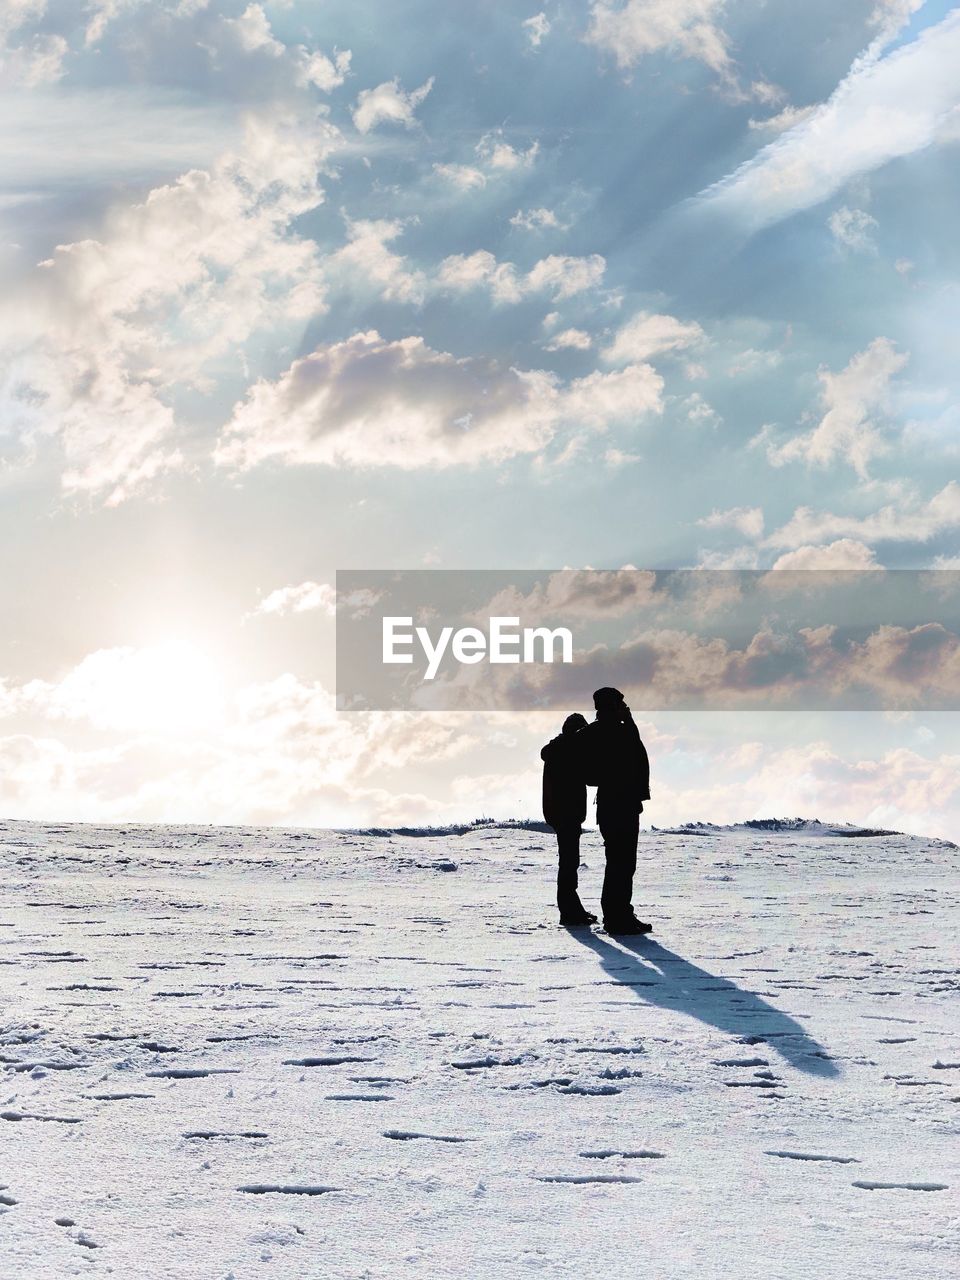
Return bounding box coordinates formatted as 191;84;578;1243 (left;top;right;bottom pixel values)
60;641;228;736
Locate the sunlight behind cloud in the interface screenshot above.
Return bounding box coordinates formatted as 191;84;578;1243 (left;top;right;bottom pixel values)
26;642;228;736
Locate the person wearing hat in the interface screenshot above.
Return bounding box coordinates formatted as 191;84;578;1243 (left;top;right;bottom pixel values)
578;686;652;935
540;712;597;926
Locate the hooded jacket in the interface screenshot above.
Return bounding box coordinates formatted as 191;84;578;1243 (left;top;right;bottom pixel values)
540;732;588;830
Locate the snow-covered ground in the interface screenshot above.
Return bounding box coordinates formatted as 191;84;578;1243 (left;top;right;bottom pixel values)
1;818;958;1279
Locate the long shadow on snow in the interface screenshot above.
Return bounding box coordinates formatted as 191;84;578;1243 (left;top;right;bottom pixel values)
571;931;840;1078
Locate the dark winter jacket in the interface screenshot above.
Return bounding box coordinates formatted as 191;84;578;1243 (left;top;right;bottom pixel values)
577;715;650;814
540;732;588;830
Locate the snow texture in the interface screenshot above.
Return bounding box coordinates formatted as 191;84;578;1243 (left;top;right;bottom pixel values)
1;818;958;1278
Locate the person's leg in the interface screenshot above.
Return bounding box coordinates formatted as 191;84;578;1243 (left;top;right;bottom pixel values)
598;814;625;924
621;811;639;916
599;809;639;925
555;824;583;916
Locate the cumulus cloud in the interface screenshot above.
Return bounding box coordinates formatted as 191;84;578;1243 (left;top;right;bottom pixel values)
543;328;593;352
586;0;733;78
770;539;882;571
700;9;960;229
510;207;561;232
761;338;907;478
438;250;605;304
697;506;764;539
214;331;560;470
602;311;704;364
214;329;665;472
327;217;425;304
425;617;960;714
559;361;663;429
221;4;352;94
475;131;539;171
765;482;960;549
352;76;433;133
0;111;334;503
253;581;337;618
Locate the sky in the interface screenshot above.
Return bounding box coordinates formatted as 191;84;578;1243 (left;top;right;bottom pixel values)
1;0;959;836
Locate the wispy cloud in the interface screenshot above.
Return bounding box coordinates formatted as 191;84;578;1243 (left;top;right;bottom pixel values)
700;8;960;228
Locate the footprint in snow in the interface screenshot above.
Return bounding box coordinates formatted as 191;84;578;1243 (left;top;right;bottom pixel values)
326;1093;393;1102
383;1130;472;1143
765;1151;859;1164
146;1068;241;1079
853;1180;948;1192
283;1056;375;1067
558;1084;621;1096
579;1150;665;1160
537;1174;644;1185
238;1184;339;1197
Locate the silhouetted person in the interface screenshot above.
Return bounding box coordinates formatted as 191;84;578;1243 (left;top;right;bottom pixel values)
578;687;651;935
541;712;596;926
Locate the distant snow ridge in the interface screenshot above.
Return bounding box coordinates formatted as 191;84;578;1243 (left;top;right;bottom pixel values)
348;816;958;849
348;818;554;838
651;817;935;840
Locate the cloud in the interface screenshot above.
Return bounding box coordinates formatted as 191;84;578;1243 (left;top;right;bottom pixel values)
770;539;882;571
510;207;562;232
438;251;525;304
828;205;878;253
18;643;226;735
214;329;665;472
222;4;352;92
433;132;540;197
747;103;817;134
526;254;606;299
226;2;284;56
433;163;487;191
0;0;67;85
480;569;659;623
765;482;960;549
253;582;337;618
0;660;479;825
327;217;425;304
438;250;605;304
215;331;559;470
352;76;433;133
602;311;704;364
682;392;720;426
727;347;782;378
585;0;733;78
560;361;663;429
700;9;960;229
868;0;926;46
0;111;334;503
697;506;764;539
543;328;593;352
760;338;907;478
475;131;539;171
425;616;960;715
523;12;551;48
